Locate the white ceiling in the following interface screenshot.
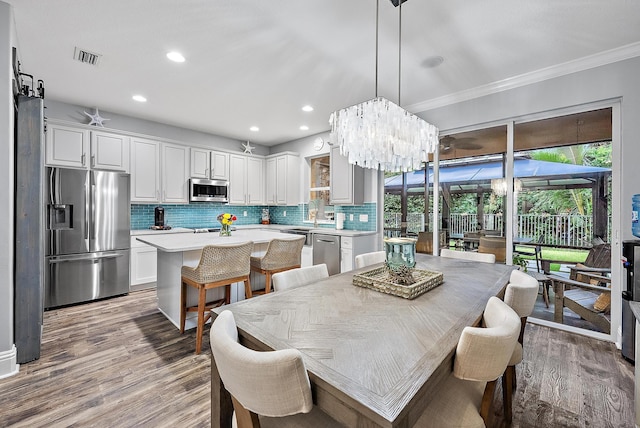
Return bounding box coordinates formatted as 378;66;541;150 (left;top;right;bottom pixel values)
8;0;640;146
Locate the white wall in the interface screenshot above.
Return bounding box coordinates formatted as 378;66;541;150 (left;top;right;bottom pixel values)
0;0;18;378
45;99;271;156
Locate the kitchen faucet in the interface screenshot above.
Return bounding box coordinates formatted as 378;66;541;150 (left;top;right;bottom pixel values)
309;199;319;228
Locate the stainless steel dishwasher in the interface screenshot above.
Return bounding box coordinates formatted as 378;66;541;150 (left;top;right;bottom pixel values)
313;234;341;275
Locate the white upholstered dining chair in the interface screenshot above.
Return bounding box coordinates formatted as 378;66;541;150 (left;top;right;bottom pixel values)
502;269;539;423
210;310;343;428
440;248;496;264
354;251;386;269
414;296;521;428
272;264;329;292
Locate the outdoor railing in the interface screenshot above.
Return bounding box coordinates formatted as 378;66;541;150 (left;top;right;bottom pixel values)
384;212;605;247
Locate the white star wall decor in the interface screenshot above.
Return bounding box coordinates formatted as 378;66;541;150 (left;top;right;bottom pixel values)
84;108;110;127
242;141;254;154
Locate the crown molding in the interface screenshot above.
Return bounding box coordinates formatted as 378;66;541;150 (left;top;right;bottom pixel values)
408;41;640;114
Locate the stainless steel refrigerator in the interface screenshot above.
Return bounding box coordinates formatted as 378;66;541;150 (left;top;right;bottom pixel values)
45;167;130;309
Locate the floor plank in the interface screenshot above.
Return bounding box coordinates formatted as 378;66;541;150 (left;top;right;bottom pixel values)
0;289;634;427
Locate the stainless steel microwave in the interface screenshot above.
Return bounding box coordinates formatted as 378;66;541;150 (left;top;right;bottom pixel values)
189;178;229;202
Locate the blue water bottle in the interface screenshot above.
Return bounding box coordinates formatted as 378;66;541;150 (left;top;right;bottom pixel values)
633;195;640;238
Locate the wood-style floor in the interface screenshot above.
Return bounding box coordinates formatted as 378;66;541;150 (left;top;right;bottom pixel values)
0;289;634;427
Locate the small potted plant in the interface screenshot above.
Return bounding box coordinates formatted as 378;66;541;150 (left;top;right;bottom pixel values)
512;253;528;271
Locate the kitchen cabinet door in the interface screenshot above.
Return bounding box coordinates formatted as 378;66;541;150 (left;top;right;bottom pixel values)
190;147;210;179
247;157;264;204
277;154;299;205
330;145;364;205
265;153;300;206
229;154;248;204
91;130;130;172
130;137;161;202
265;157;277;204
130;238;157;286
45;124;89;168
211;151;230;181
162;143;189;203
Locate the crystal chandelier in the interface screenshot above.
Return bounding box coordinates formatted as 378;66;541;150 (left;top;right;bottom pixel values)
491;177;523;196
329;0;439;172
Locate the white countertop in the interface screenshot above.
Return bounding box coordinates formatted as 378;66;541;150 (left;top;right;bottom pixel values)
131;224;377;238
130;227;194;236
234;224;377;237
136;229;305;252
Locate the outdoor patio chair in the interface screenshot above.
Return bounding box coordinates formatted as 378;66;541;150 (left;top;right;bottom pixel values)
478;236;506;263
547;243;611;333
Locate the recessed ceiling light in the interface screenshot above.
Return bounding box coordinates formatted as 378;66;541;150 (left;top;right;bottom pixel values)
421;55;444;69
132;94;147;102
250;126;259;132
299;125;309;131
302;105;314;112
166;51;185;63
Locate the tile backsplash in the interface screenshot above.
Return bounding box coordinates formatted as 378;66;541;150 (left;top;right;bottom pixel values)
131;202;377;231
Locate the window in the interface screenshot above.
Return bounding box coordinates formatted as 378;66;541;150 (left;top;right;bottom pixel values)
307;155;333;223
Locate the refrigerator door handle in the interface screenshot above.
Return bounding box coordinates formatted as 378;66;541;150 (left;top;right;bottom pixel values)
84;181;90;247
48;252;126;263
91;181;96;240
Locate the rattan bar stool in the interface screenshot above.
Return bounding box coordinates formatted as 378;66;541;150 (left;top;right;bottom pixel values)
250;236;305;295
180;241;253;354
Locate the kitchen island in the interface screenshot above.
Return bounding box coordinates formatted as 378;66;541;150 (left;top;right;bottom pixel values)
137;230;303;330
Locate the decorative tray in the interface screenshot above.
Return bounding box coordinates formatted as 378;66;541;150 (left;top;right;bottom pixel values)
352;266;444;300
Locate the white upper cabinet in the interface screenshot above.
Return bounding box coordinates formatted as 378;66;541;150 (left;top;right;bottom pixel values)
229;154;263;205
330;145;364;205
229;154;248;204
161;143;189;203
130;137;161;202
45;124;89;168
265;153;300;205
247;157;264;204
265;157;277;205
211;151;230;181
46;124;129;171
190;149;229;181
131;138;188;203
190;148;210;179
90;130;130;171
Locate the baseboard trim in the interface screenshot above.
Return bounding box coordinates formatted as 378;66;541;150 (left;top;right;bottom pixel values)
0;345;19;379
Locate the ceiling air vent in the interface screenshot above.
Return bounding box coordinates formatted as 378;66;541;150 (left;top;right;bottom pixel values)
73;47;101;66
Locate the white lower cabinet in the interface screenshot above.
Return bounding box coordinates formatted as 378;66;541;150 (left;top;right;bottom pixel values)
130;237;157;288
340;234;379;273
301;246;313;268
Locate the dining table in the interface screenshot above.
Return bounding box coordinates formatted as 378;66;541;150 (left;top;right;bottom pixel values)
210;253;516;428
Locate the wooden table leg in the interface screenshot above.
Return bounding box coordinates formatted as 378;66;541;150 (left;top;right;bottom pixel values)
211;340;233;427
552;279;565;324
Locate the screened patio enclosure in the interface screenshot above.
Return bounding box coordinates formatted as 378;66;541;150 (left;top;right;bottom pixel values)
384;156;611;248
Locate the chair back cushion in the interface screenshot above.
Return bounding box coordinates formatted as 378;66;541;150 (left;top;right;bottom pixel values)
182;242;253;284
354;251;386;269
453;297;520;382
504;269;539;318
259;237;305;270
272;264;329;292
440;248;496;264
210;311;314;417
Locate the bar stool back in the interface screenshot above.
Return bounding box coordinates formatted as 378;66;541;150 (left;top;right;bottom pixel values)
251;237;305;295
180;241;253;354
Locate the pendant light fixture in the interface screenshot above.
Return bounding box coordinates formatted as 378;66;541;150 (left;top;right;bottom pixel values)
329;0;439;172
